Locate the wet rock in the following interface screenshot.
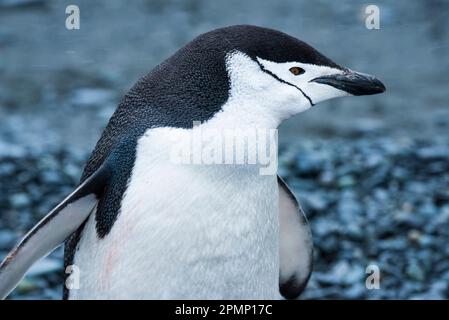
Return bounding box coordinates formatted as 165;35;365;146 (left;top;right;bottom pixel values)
344;283;366;299
70;88;115;108
0;230;16;250
10;193;31;208
41;170;62;184
410;281;447;300
313;217;341;237
295;152;326;176
301;192;328;212
434;190;449;206
433;206;449;225
27;258;62;277
416;146;449;161
319;169;335;185
378;238;408;251
406;261;426;282
0;161;16;176
316;261;365;286
337;175;356;188
42;288;62;300
16;279;39;295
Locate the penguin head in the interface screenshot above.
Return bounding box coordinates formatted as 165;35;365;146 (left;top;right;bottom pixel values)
207;25;386;124
127;25;385;129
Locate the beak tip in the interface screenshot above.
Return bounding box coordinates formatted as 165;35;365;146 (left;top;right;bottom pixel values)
372;79;386;94
352;73;386;96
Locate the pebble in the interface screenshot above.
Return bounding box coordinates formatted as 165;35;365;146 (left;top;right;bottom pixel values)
10;193;31;208
406;261;426;282
70;88;116;108
0;230;16;250
27;258;62;277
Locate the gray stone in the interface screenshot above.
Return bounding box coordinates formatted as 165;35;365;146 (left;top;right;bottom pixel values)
0;230;16;250
10;193;30;208
27;258;62;277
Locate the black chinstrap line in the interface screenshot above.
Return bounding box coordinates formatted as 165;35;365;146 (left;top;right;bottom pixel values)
255;60;315;106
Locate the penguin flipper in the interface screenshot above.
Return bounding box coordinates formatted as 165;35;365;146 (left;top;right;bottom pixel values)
0;162;110;299
278;175;313;299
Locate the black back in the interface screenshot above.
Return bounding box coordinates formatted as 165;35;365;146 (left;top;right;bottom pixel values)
63;25;340;298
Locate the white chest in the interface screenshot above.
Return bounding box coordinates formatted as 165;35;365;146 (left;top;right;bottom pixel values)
71;127;280;299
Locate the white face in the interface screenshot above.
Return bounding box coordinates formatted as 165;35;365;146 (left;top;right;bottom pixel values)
256;56;349;105
222;51;349;127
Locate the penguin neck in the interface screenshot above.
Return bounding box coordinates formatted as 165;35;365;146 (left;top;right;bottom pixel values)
202;93;283;130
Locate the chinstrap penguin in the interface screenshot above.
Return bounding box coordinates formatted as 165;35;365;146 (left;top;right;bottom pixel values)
0;25;385;300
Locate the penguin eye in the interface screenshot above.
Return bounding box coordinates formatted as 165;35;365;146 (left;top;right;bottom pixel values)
289;67;305;76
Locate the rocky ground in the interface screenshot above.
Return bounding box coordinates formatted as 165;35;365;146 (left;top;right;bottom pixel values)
280;137;449;299
1;134;448;299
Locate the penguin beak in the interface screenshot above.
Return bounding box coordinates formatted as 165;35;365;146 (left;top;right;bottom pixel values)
310;70;386;96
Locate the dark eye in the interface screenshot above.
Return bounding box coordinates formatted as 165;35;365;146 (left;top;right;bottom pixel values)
289;67;305;76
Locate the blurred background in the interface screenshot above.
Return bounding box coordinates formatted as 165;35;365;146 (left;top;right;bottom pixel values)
0;0;448;299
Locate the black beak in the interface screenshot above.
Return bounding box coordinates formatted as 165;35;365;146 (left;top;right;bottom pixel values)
310;70;386;96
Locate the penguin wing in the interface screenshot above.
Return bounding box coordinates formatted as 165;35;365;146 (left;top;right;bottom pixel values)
278;175;313;299
0;162;110;299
